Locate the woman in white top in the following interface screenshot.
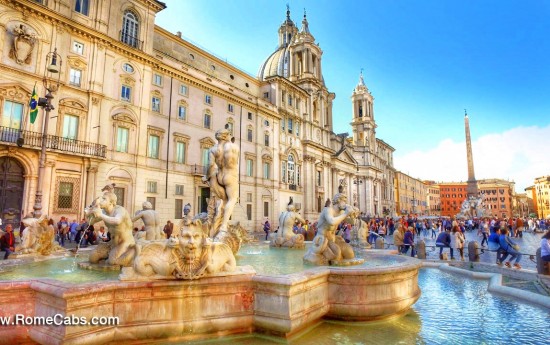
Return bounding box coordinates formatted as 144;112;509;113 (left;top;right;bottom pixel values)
449;226;465;260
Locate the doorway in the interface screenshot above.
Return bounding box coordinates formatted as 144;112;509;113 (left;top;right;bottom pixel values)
0;156;25;228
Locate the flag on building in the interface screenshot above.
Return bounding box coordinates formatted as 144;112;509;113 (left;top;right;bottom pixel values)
29;86;38;124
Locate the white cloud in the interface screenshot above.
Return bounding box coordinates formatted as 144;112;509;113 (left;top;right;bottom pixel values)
394;124;550;192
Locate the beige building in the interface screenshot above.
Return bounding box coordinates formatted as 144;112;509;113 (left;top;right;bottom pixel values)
478;179;515;219
424;181;441;216
0;1;396;228
533;176;550;218
394;172;427;216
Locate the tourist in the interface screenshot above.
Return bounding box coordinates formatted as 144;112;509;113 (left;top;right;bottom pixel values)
69;219;79;243
435;228;451;260
487;227;505;264
0;224;15;259
498;228;522;269
343;223;352;243
84;225;97;246
263;220;271;240
393;224;404;253
98;226;109;242
450;226;464;260
540;230;550;263
431;222;438;239
516;217;524;238
163;220;174;239
402;227;415;257
479;218;489;247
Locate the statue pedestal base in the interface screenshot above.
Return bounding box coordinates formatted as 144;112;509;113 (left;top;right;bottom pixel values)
119;265;255;281
78;261;122;271
330;258;365;266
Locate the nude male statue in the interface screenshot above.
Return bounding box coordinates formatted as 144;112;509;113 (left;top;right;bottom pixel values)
132;201;162;240
202;127;240;234
86;187;136;266
304;191;356;265
271;198;306;248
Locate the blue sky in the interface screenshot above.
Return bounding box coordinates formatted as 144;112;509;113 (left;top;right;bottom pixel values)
156;1;550;192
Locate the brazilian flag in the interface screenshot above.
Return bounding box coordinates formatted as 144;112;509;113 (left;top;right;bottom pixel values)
29;86;38;124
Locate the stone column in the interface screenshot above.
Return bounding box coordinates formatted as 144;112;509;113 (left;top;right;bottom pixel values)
43;160;56;216
85;166;98;206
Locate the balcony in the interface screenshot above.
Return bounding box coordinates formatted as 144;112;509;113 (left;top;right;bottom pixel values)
0;126;106;159
119;31;143;50
189;164;206;176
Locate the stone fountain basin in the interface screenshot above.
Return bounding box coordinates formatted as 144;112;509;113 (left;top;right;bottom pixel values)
0;253;421;345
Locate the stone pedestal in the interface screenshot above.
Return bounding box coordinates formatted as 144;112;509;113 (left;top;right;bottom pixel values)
416;240;426;259
536;248;550;275
468;241;480;262
375;237;385;249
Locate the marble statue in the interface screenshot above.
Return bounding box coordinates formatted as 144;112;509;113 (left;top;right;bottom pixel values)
202;127;240;237
304;188;364;266
459;194;489;219
132;201;162;240
120;217;236;280
348;207;372;249
16;215;61;255
270;197;306;249
85;184;136;267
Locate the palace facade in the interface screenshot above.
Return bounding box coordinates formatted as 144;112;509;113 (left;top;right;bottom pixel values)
0;0;396;229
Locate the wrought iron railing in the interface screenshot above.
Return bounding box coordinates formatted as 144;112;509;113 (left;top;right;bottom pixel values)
0;126;106;158
119;31;143;50
189;164;206;175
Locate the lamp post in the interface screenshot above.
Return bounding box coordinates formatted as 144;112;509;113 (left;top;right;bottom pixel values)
353;177;363;210
537;188;544;219
33;48;62;218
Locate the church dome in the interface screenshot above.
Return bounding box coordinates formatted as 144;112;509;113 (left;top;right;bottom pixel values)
257;46;291;80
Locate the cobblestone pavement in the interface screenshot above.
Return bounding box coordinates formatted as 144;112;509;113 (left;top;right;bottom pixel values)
385;229;546;271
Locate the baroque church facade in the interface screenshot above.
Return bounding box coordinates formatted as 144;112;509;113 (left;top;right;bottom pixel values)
0;0;395;229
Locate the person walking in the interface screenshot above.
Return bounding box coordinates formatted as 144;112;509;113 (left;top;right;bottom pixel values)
393;224;405;254
0;224;15;259
450;226;464;260
540;230;550;263
499;228;522;269
263;220;271;240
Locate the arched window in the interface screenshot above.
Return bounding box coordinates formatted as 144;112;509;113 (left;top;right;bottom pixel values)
287;154;295;185
121;10;140;49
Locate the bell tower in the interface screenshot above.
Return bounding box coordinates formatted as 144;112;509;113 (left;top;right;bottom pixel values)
351;70;376;147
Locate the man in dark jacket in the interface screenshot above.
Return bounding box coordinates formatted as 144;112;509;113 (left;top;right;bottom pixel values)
435;228;451;259
163;220;174;239
0;224;16;259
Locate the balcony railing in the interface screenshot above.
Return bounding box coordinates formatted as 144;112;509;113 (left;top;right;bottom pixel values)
189;164;206;176
0;126;106;158
119;31;143;50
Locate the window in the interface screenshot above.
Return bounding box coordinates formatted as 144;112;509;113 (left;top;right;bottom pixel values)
205;94;212;105
201;148;209;167
179;84;188;96
147;181;157;193
122;63;134;73
264;133;269;146
175;184;184;196
282;162;286;182
288;95;292;106
247;128;253;142
58;182;74;208
72;41;84;54
263;92;269;99
148;135;159;158
264;201;269;217
246;193;252;202
69;68;82;87
203;113;211;129
152;97;160;112
227;121;234;135
116;127;129;153
153;74;162;86
121;10;140;48
175;199;183;219
287;154;295;184
246;159;253;177
146;197;156;210
1;100;23;130
297;165;301;186
62;114;79;140
246;204;252;220
263;162;270;179
264;119;270;126
316;171;322;186
121;85;131;102
247;112;252;120
114;187;125;206
296;122;300;136
177;105;187;120
74;0;89;15
288;118;293;134
176;141;186;163
228;103;234;113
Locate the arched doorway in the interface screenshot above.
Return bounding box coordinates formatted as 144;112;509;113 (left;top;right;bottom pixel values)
0;156;24;227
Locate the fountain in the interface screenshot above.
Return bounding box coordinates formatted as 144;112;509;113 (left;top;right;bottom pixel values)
0;127;422;344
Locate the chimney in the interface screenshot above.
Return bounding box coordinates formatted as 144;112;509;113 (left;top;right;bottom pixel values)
176;31;182;38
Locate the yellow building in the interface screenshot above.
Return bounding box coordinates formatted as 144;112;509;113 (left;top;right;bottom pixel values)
533;176;550;218
394;171;427;216
0;1;396;228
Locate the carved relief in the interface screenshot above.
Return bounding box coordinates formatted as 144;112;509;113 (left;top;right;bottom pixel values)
8;24;36;65
0;84;30;102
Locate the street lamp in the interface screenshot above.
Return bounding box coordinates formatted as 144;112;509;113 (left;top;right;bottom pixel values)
537;188;544;219
33;48;62;218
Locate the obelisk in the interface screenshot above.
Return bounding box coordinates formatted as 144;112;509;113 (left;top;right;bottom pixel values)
464;111;478;197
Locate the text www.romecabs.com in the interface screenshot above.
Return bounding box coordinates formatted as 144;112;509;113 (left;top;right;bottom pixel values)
0;314;119;326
